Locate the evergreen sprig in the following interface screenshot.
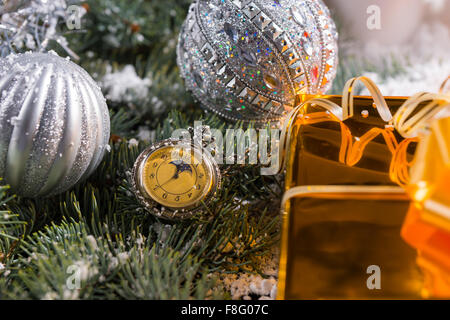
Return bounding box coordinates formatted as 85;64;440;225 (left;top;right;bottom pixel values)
0;107;281;299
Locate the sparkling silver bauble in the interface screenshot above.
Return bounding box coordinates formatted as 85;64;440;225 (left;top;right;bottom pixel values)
0;52;110;198
177;0;339;123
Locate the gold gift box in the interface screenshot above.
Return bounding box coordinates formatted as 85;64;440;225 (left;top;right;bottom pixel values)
277;81;429;299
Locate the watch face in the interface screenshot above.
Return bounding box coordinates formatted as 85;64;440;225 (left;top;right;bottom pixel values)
135;142;218;211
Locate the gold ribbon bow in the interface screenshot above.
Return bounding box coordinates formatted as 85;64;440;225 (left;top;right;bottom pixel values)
278;76;450;188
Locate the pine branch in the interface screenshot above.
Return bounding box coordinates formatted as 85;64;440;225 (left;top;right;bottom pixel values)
0;184;27;265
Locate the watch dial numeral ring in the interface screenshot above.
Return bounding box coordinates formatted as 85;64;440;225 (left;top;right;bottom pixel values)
131;138;221;221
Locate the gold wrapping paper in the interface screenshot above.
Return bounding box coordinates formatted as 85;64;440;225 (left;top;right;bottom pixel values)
277;77;450;299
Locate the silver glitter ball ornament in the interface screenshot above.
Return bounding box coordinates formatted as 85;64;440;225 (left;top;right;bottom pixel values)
0;52;110;198
177;0;339;123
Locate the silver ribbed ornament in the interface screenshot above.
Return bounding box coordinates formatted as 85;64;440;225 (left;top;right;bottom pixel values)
177;0;339;124
0;52;110;198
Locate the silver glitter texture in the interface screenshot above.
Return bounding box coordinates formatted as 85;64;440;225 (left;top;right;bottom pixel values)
0;52;110;198
177;0;339;123
0;0;81;59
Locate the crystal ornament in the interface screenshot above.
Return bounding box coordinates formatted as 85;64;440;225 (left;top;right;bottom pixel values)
177;0;339;123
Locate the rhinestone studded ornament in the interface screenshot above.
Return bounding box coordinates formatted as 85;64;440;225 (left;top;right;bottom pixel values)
177;0;339;124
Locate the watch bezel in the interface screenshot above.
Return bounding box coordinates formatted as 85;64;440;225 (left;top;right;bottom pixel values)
131;138;221;220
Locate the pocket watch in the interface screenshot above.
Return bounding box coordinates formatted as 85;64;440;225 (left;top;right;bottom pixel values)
131;126;222;220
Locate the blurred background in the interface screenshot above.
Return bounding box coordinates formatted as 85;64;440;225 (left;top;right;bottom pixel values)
325;0;450;95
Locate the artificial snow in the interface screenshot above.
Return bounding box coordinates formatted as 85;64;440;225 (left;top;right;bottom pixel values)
347;22;450;95
102;65;152;103
136;126;155;142
128;138;139;149
219;273;277;300
217;247;279;300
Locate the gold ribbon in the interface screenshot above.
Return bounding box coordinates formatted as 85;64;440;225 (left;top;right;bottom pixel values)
277;76;450;187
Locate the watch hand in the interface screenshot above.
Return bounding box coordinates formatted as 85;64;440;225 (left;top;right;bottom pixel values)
154;173;177;191
153;161;193;190
158;173;178;188
154;166;184;189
